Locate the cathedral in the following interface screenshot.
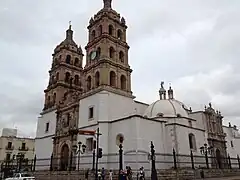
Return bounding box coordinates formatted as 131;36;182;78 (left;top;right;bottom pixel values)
35;0;240;171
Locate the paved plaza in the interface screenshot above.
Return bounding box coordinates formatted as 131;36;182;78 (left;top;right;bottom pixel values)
205;176;240;180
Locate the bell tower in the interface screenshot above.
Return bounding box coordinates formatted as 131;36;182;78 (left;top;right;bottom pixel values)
43;24;84;112
84;0;133;97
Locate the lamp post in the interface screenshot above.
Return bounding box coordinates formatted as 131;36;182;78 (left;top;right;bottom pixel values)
150;141;158;180
200;143;213;169
118;136;124;180
72;141;86;171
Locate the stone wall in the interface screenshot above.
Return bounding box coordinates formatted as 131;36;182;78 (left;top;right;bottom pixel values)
32;168;240;180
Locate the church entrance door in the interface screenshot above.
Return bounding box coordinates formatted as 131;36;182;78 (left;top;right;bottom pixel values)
216;149;222;169
60;144;69;171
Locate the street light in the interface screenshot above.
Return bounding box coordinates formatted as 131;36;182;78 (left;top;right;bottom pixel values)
200;143;213;169
72;141;86;171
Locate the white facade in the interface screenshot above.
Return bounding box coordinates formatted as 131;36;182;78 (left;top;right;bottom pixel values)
35;110;56;170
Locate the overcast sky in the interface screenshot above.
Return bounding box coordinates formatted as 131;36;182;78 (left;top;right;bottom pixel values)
0;0;240;137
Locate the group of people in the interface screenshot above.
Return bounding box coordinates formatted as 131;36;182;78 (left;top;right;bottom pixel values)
85;166;145;180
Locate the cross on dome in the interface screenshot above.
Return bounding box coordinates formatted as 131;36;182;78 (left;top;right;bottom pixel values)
103;0;112;9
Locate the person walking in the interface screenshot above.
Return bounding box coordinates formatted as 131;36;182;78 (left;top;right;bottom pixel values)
101;167;106;180
109;169;113;180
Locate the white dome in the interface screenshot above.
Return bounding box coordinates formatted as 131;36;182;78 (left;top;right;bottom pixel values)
144;99;189;118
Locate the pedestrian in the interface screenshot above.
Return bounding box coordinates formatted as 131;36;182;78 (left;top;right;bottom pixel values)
101;167;105;180
85;168;89;180
109;169;113;180
98;170;101;180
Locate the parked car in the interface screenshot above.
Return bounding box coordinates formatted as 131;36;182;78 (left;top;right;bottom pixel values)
5;173;35;180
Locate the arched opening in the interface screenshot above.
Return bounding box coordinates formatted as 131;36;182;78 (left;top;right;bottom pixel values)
216;149;222;169
117;29;123;40
98;25;102;35
74;75;79;85
120;75;127;90
66;113;70;126
65;72;71;83
109;47;114;58
188;133;196;150
109;71;116;87
53;93;56;104
66;55;71;64
97;47;101;58
108;25;114;35
87;76;92;90
74;58;79;66
60;144;69;171
95;71;100;87
119;51;124;62
91;30;96;39
56;72;59;81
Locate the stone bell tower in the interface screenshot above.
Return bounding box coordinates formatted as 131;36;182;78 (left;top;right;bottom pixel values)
83;0;133;97
43;24;84;112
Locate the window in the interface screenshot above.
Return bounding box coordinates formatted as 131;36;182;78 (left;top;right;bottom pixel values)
98;25;102;35
188;120;192;127
108;25;113;35
119;51;124;62
109;47;114;58
7;142;12;149
65;72;71;83
66;55;71;64
74;58;79;66
120;75;126;90
95;71;100;87
6;154;11;161
87;76;92;90
22;143;26;150
91;30;96;39
110;71;116;87
45;122;49;132
86;138;94;151
231;141;234;148
117;29;123;40
188;133;196;150
89;107;94;119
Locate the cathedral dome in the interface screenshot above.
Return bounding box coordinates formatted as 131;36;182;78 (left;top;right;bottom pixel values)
143;82;189;118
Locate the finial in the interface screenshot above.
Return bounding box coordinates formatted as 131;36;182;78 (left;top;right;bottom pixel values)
69;21;72;30
161;81;164;88
209;102;212;108
103;0;112;9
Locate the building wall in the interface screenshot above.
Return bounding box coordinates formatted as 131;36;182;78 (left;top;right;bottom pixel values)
78;91;135;128
0;136;35;161
35;110;56;164
223;126;240;158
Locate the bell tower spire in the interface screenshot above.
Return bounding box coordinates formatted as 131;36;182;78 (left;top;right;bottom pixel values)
103;0;112;9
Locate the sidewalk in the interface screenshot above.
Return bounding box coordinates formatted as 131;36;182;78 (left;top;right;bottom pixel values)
204;176;240;180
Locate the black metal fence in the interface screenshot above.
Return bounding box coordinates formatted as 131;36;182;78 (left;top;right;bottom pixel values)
1;150;240;178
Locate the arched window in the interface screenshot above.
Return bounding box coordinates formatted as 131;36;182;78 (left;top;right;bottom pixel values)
66;55;71;64
74;58;79;66
66;113;70;126
74;75;79;85
117;29;123;40
119;51;124;62
95;71;100;87
108;25;114;35
188;133;196;150
120;75;126;90
65;72;71;83
56;72;59;81
91;30;96;39
98;25;102;35
110;71;116;87
53;93;56;103
87;76;92;90
97;47;101;58
109;47;114;58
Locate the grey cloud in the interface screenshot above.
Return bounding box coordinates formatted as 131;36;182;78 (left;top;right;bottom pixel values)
1;0;240;136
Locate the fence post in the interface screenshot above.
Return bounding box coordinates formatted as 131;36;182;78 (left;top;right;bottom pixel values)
33;155;36;172
237;155;240;169
173;148;177;169
190;150;194;169
228;154;231;169
50;153;53;171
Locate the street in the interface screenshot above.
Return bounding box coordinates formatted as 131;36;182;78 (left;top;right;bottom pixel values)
205;176;240;180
